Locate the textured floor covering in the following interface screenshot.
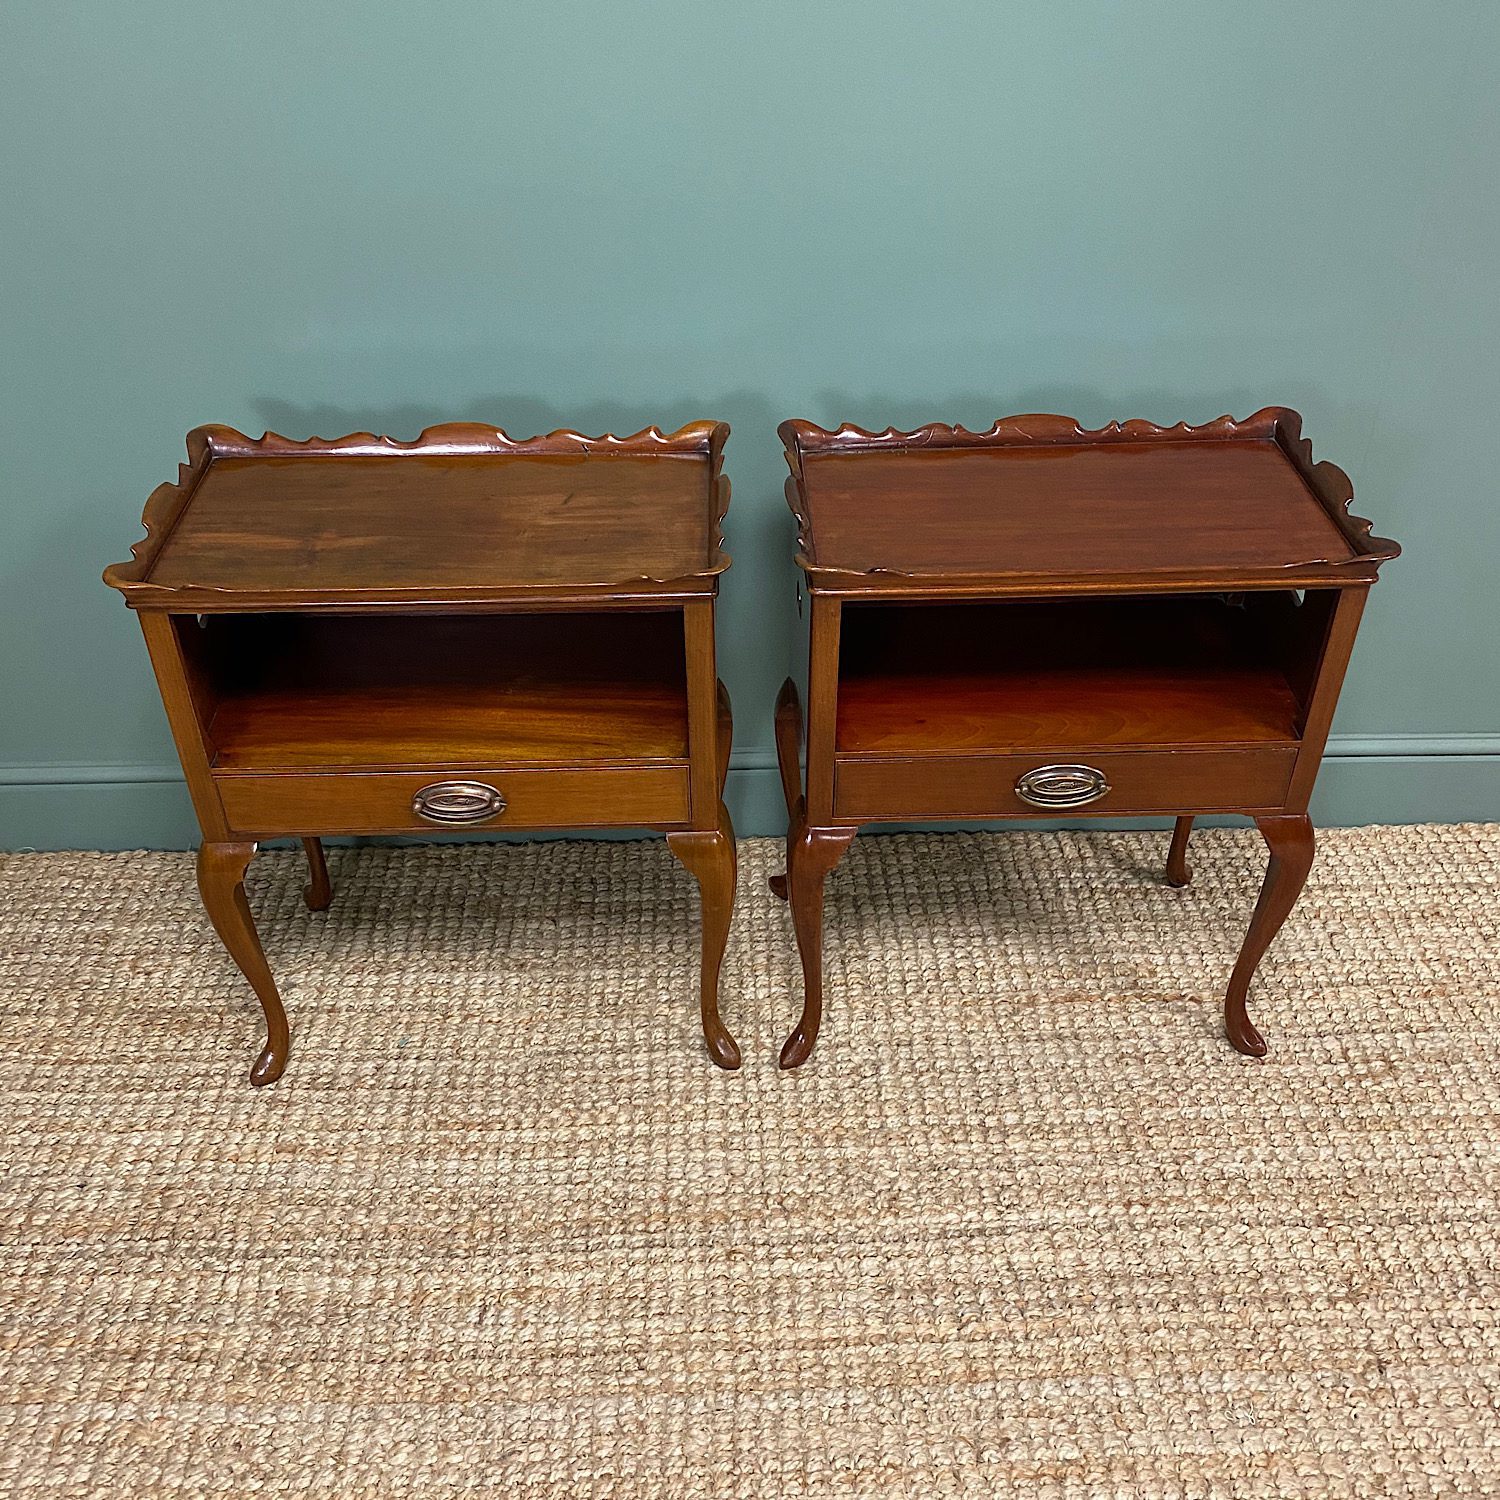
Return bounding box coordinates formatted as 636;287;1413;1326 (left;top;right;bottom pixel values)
1;825;1498;1497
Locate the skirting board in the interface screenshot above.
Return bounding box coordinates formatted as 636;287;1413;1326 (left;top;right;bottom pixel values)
1;737;1497;851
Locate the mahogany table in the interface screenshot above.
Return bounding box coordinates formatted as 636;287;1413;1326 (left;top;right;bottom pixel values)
105;421;739;1084
771;409;1399;1067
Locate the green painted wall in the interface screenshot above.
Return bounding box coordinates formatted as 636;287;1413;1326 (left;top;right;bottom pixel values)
3;0;1497;849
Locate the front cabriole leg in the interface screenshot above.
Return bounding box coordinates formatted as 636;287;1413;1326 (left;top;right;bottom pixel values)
196;840;291;1086
779;817;856;1069
1223;814;1315;1057
667;800;741;1070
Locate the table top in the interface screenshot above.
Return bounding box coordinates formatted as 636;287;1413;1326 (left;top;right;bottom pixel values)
780;408;1398;595
105;422;730;609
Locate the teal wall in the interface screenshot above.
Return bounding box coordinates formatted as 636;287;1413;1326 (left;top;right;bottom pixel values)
3;0;1497;849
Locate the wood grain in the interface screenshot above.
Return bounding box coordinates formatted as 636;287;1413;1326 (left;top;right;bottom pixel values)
833;748;1296;822
105;421;730;609
780;409;1400;594
216;765;691;837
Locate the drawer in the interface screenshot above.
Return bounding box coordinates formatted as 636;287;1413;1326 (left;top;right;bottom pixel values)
834;747;1297;821
216;764;692;836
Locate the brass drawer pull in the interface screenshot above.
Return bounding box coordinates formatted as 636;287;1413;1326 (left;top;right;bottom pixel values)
412;780;506;825
1015;764;1111;808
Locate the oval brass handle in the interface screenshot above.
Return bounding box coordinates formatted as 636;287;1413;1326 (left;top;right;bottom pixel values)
1015;764;1111;808
411;780;506;825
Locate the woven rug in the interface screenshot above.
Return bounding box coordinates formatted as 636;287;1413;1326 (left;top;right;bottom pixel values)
2;825;1498;1498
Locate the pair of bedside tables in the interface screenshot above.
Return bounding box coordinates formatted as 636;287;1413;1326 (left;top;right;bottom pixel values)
105;410;1398;1084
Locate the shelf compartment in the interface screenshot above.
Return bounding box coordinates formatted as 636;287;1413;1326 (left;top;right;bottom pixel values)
192;611;689;771
836;594;1314;755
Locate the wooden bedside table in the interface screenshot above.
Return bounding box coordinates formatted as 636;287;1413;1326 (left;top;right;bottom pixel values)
772;409;1399;1067
104;421;740;1084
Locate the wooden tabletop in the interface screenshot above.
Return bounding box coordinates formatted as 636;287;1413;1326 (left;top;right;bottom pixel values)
105;422;730;609
781;408;1398;595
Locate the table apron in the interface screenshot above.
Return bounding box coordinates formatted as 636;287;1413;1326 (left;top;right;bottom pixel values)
833;747;1297;821
215;764;692;836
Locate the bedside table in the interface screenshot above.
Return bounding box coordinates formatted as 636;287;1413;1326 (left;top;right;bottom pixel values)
105;421;740;1084
772;409;1399;1067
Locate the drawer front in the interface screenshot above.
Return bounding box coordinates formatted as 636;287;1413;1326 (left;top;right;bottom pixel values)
217;764;691;835
835;748;1297;821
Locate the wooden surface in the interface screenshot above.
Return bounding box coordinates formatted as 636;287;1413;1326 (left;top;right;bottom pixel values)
781;409;1399;594
104;422;730;608
801;443;1351;579
833;748;1297;821
838;667;1300;753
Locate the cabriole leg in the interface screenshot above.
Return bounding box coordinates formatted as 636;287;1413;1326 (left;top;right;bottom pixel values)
769;678;803;901
779;817;857;1070
1223;814;1315;1057
196;840;291;1087
667;801;741;1071
301;837;333;911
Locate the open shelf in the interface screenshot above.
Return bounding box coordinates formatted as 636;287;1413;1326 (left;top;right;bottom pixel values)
188;611;688;771
836;594;1320;754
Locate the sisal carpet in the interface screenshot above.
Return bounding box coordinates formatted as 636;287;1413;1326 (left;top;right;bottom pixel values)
1;825;1498;1497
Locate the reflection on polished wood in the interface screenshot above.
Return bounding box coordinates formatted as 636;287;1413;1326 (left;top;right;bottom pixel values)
105;422;730;609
